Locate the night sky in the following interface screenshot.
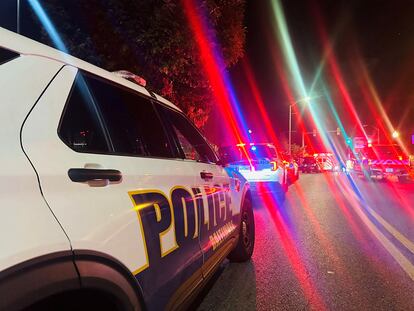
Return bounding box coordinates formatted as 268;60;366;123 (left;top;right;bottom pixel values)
221;0;414;148
1;0;413;148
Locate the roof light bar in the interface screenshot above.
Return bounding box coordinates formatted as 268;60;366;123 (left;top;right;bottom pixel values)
112;70;147;87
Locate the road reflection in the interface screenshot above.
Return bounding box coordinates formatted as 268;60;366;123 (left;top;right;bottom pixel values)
198;173;414;310
196;260;256;310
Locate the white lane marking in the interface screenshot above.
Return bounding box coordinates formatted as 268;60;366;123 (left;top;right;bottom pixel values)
337;177;414;281
367;207;414;255
350;199;414;281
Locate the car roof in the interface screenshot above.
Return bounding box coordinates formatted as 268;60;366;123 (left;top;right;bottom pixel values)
225;143;276;147
370;144;400;147
0;27;181;112
250;143;275;147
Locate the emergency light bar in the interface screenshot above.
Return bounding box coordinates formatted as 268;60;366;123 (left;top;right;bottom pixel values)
112;70;147;87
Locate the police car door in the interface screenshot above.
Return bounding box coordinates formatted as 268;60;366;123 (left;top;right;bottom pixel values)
21;68;203;310
157;106;238;278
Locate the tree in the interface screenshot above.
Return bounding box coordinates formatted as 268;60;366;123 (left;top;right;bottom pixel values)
26;0;246;128
290;143;306;159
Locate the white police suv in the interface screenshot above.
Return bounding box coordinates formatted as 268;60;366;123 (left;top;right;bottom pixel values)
0;27;254;311
219;143;288;197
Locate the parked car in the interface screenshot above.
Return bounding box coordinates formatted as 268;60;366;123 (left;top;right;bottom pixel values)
301;156;321;173
0;27;255;311
219;143;288;197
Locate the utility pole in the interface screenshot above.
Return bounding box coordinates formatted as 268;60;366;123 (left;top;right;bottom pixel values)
17;0;20;34
288;104;292;155
288;96;311;155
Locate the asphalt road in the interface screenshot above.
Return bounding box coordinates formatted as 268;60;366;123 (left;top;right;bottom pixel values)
196;173;414;311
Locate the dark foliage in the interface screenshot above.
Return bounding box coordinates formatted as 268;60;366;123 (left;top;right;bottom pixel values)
30;0;246;127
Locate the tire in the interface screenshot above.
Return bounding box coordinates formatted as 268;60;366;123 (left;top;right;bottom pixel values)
26;290;127;311
228;197;255;262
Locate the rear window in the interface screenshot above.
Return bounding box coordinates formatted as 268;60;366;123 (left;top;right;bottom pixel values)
248;145;277;159
219;145;277;162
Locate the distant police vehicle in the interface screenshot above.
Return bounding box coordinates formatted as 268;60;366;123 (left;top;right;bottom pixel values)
219;143;288;196
0;28;255;311
300;156;321;173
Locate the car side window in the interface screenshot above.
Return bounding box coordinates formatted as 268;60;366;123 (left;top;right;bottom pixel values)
159;106;218;163
84;75;172;158
59;72;173;158
173;126;202;161
0;47;19;65
59;75;111;153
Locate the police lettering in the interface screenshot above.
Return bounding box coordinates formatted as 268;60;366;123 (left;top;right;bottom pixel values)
129;184;235;274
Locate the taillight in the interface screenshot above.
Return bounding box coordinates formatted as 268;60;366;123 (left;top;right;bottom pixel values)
270;161;278;171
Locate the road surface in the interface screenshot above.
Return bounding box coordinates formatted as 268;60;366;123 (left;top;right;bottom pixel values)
196;173;414;310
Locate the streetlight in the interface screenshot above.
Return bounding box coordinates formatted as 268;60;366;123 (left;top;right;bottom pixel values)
392;130;399;139
289;96;311;155
362;124;380;144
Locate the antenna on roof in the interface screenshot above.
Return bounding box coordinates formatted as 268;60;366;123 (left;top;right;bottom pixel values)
112;70;147;87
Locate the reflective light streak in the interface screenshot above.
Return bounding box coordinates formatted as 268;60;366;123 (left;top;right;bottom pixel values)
27;0;68;53
242;59;283;150
259;191;328;310
270;0;307;98
182;0;249;145
289;183;343;266
335;177;414;282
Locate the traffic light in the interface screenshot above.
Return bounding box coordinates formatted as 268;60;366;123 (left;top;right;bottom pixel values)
313;129;316;137
346;137;352;146
336;127;340;136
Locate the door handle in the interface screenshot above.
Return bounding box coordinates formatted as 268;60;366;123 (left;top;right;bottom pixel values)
68;168;122;183
200;171;213;180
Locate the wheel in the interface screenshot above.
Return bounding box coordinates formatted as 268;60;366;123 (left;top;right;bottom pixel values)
228;197;255;262
26;290;127;311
